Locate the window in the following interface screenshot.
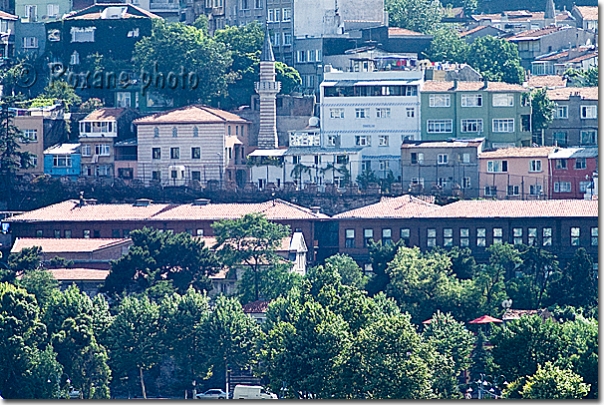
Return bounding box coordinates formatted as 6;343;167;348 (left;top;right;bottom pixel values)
116;92;131;108
29;155;38;168
283;32;292;45
507;185;519;196
53;155;72;167
427;119;453;133
529;159;542;172
297;50;306;62
241;0;249;9
575;158;586;170
378;135;389;147
553;182;571;193
400;228;410;245
95;165;109;176
344;229;355;248
53;229;60;238
484;186;497;197
123;229;130;237
492;93;514;107
152;148;161;159
521;114;531;132
118;168;133;179
437;178;447;188
493;119;514;132
461;94;482;107
83;229;91;239
493;228;503;244
172;127;178;137
171;170;178;179
462;177;471;189
65;230;71;238
327;135;338;146
513;228;523;245
580;130;597;145
355;135;370;146
282;7;291;21
461;119;483;133
191;171;201;181
336;155;349;164
376;108;391;118
355;108;369;119
571;227;580;246
70;26;95;43
553;132;567;146
580;181;592;192
461;153;471;163
193;126;199;137
437;154;448;165
22;129;37;142
487;160;507;173
411;177;424;187
427;228;436;247
410;153;424;165
429;94;450;107
591;227;598;246
529;184;542;196
581;105;597;119
555;104;568;119
443;228;453;247
406;108;415;117
555;159;567;170
81;145;92;157
253;0;260;7
24;5;37;21
460;228;469;247
36;229;43;237
542;227;552;246
154;127;159;138
528;227;537;245
191;147;201;159
274;8;280;22
379;160;389;171
95;144;110;156
272;32;280;46
70;51;79;65
382;228;392;245
330;108;344;119
22;37;38;48
476;228;486;247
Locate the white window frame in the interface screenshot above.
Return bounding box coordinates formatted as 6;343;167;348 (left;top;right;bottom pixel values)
581;105;597;119
24;5;37;21
492;93;514;107
376;108;391;118
492;119;514;133
22;36;38;48
461;94;482;107
437;154;448;165
429;94;450;107
427;119;452;133
554;181;572;193
378;135;389;146
22;129;38;142
282;7;291;21
555;104;568;119
580;130;597;145
406;107;415;117
81;144;91;157
528;159;542;172
70;26;96;43
283;32;291;45
461;118;483;133
355;108;369;119
487;160;507;173
47;3;59;17
95;144;110;156
355;135;371;146
329;108;344;119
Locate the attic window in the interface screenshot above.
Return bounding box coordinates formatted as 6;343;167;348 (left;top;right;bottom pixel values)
70;26;95;43
127;28;139;37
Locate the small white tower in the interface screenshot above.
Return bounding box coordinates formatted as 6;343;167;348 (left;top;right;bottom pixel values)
255;27;281;149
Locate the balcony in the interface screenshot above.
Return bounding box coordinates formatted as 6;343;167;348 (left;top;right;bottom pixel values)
254;81;281;92
149;2;180;10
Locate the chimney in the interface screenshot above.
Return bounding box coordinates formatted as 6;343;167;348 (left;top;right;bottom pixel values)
133;198;152;207
310;206;321;214
452;79;458;90
481;78;488;90
78;191;85;207
193;198;210;206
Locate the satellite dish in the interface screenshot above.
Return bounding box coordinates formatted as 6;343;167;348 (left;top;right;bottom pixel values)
308;116;319;127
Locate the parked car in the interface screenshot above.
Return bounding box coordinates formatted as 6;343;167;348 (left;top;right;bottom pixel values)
232;385;277;399
196;389;228;399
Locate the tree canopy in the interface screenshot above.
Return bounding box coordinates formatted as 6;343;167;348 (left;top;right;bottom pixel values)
466;36;525;84
385;0;443;33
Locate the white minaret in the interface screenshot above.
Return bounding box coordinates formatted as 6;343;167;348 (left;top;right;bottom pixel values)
255;27;281;149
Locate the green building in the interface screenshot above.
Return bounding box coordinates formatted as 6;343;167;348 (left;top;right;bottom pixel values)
420;80;532;149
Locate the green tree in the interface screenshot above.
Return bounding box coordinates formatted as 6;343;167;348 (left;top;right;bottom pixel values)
424;26;469;63
547;248;597;310
508;245;559;309
467;36;524;84
195;295;260;391
7;246;42;275
275;61;302;94
356;168;379;190
102;227;219;296
385;0;443;33
236;262;303;304
17;269;59;312
133;19;232;107
105;296;162;399
212;213;290;302
530;88;555;144
324;254;367;289
520;362;590;399
563;67;598;87
36;80;82;112
192;14;209;35
364;240;403;296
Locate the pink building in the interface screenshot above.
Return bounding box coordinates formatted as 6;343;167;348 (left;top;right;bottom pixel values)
478;147;554;200
548;147;598;200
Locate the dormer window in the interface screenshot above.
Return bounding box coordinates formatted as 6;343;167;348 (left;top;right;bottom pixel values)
70;26;95;43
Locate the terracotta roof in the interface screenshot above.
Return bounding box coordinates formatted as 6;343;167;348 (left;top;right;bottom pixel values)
566;51;598;63
0;10;18;19
575;6;598;21
526;75;567;88
333;195;439;219
8;200;173;223
153;199;328;221
196;235;300;252
82;108;127;122
424;199;598;219
49;268;109;281
134;105;250;125
536;49;569;61
388;27;425;36
11;237;131;254
507;25;567;40
422;80;525;92
459;25;503;37
242;300;270;314
546;87;598;101
479;146;554;158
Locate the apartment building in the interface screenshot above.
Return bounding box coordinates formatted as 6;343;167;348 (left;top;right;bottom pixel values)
548;146;597;200
544;87;598;147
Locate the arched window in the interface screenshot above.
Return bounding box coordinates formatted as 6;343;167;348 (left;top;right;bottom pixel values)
172;127;178;137
193;126;199;137
153;127;159;138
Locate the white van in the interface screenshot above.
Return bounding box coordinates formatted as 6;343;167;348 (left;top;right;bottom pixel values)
232;385;277;399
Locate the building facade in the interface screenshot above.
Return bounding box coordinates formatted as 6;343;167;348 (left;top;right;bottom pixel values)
544;87;598;147
548;146;597;200
420;80;532;149
43;142;81;178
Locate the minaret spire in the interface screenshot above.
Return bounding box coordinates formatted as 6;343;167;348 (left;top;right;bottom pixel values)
544;0;556;25
255;25;281;149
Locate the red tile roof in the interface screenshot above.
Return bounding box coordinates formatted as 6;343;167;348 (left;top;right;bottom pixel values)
422;80;525;92
49;268;110;281
82;108;127;122
459;25;504;37
566;51;598;64
242;300;270;314
11;237;131;254
424;199;598;219
388;27;424;36
479;146;554;158
0;10;18;19
507;25;567;40
575;6;598;21
546;87;598;101
134;105;250;125
526;75;567;88
333;195;439;219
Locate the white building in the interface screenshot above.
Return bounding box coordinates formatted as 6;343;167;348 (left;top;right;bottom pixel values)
319;67;423;179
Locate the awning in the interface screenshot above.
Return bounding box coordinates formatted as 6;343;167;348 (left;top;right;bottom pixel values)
469;315;503;324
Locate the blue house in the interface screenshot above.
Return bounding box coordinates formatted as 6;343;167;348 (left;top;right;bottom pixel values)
44;143;81;178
